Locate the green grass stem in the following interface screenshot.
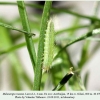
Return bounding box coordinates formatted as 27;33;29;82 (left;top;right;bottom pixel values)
0;22;35;35
33;1;52;90
17;1;36;70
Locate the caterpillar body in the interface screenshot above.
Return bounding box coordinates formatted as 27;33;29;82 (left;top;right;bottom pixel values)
42;19;55;72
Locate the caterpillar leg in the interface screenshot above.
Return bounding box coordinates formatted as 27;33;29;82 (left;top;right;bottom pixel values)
42;67;50;73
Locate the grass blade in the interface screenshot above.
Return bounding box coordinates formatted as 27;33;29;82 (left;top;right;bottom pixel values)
33;1;52;90
17;1;36;70
0;22;35;35
53;68;74;91
55;29;100;59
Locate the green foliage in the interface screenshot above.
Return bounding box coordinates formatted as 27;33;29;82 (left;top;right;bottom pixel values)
0;1;100;91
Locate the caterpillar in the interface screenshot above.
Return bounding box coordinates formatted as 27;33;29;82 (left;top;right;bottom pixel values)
42;19;55;72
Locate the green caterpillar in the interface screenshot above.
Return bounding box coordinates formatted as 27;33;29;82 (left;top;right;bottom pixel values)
42;19;55;72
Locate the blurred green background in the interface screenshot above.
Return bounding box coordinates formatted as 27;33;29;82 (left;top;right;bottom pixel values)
0;1;100;90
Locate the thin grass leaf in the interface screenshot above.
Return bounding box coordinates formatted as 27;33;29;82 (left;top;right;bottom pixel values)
0;22;35;36
53;67;74;91
78;41;89;68
55;28;100;59
10;66;22;90
33;1;52;90
17;1;36;70
84;71;89;88
51;64;66;91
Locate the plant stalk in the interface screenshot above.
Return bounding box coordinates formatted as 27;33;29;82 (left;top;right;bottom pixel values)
33;1;52;90
17;1;36;71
